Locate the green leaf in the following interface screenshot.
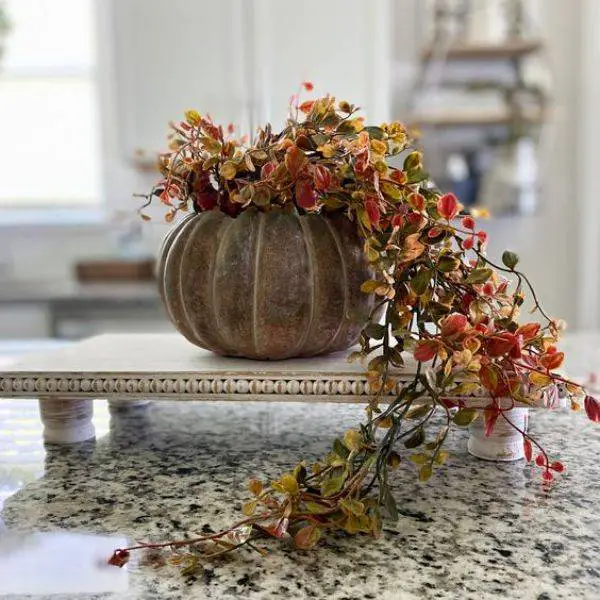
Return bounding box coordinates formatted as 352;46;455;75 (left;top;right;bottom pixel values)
252;185;271;206
333;438;350;459
465;268;493;284
305;501;331;515
502;250;519;270
341;498;366;516
364;323;386;340
364;126;385;140
452;408;479;427
410;268;432;296
406;168;429;184
437;255;460;273
321;475;345;497
406;403;430;419
404;426;425;449
403;151;422;171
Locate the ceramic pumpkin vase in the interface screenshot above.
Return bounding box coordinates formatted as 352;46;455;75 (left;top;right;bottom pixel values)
158;208;378;360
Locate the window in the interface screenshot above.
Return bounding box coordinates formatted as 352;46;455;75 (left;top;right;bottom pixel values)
0;0;100;208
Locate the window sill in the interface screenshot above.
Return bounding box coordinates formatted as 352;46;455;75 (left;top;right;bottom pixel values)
0;207;109;231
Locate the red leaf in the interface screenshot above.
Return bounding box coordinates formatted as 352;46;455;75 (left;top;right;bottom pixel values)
486;333;518;358
441;398;458;409
437;193;459;220
550;461;565;473
391;214;404;228
390;170;406;184
584;395;600;422
261;162;276;179
313;164;331;191
408;192;425;211
477;231;488;245
302;81;314;91
523;438;533;462
484;407;500;436
414;340;438;362
535;454;546;467
365;198;381;230
406;212;426;229
295;180;318;211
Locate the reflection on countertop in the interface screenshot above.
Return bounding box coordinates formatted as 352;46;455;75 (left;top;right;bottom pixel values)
0;400;599;600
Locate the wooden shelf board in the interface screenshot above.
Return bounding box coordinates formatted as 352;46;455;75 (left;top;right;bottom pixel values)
410;110;545;128
421;39;543;61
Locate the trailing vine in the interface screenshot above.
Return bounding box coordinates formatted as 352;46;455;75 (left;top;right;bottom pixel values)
110;83;600;573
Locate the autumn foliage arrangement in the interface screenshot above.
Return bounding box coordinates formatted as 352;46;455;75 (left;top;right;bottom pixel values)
110;83;600;572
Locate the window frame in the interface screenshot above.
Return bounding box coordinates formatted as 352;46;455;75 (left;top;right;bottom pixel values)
0;0;110;227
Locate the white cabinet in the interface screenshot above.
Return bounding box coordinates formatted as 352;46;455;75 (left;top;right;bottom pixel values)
111;0;395;156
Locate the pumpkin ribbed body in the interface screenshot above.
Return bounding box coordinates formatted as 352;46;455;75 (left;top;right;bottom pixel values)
158;209;377;360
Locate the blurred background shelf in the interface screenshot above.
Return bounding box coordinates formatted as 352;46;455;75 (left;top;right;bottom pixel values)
421;39;542;61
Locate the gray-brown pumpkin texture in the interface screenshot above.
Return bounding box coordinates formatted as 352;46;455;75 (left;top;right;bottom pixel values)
158;208;377;359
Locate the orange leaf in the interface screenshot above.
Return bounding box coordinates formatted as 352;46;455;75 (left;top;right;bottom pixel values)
285;145;307;178
539;352;564;371
299;100;315;114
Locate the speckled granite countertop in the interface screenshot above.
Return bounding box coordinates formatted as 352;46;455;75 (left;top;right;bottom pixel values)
0;399;598;600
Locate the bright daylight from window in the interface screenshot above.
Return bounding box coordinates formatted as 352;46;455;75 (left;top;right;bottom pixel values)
0;0;99;207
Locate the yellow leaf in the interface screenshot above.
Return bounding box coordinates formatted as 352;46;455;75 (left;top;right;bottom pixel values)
317;144;335;158
381;182;402;200
184;109;201;126
370;139;388;155
219;161;237;180
279;473;299;495
419;464;433;482
360;280;381;294
529;371;552;387
409;453;429;465
242;500;257;516
343;429;363;451
434;451;449;465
